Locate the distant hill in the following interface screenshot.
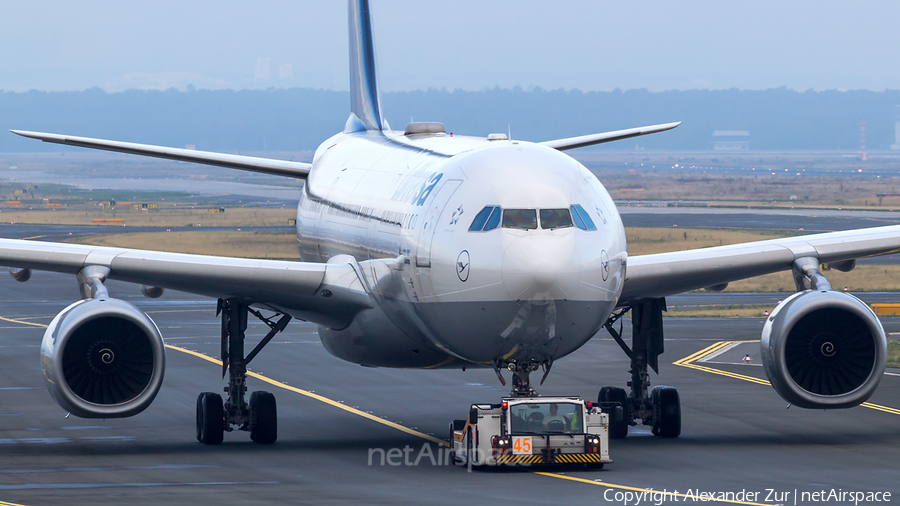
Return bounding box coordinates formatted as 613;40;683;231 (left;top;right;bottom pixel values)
2;87;899;152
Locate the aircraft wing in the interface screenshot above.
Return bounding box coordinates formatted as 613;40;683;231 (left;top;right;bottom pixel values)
0;238;373;329
619;224;900;306
540;122;681;151
10;130;311;179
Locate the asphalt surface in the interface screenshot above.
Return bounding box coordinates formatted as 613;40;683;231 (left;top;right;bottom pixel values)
1;274;899;506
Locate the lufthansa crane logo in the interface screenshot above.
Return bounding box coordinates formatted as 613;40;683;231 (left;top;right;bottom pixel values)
457;250;470;282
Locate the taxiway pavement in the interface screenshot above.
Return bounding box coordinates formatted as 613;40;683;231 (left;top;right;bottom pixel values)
0;274;899;505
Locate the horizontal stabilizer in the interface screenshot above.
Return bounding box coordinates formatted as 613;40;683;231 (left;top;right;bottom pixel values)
10;130;311;179
540;122;681;151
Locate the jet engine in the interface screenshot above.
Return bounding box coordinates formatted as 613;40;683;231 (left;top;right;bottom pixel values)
40;298;166;418
761;290;886;409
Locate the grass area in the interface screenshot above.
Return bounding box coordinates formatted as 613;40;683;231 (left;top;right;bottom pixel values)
889;341;900;369
62;230;300;259
0;207;296;227
723;266;900;293
625;227;791;255
666;304;774;318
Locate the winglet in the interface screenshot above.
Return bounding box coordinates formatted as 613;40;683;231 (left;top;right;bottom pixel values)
346;0;386;132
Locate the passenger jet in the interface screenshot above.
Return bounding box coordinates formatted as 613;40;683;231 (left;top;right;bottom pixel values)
5;0;897;444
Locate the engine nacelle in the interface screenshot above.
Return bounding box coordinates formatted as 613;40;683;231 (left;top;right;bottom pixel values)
41;298;166;418
761;290;886;409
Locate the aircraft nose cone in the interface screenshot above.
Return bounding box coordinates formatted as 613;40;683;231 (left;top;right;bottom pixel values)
501;235;580;301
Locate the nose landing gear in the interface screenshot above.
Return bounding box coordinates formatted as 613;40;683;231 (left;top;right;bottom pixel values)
600;299;681;439
493;359;552;397
196;297;291;445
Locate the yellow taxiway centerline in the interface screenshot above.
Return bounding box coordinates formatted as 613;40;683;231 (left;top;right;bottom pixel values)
534;473;775;506
164;344;449;447
0;313;448;447
0;312;756;503
5;312;897;503
674;340;900;414
0;315;52;328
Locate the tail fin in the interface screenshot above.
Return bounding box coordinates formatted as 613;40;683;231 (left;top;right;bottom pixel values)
346;0;386;132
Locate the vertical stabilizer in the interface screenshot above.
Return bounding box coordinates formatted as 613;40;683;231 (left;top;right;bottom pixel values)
346;0;386;132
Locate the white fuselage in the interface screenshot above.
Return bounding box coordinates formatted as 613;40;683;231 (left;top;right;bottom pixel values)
296;129;626;369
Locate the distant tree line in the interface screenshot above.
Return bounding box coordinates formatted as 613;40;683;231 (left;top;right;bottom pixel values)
1;87;898;152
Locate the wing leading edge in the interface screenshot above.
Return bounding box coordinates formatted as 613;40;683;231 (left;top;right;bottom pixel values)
10;130;311;179
0;238;372;329
540;122;681;151
620;224;900;306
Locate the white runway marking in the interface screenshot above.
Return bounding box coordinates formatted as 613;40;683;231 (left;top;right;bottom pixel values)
696;341;742;362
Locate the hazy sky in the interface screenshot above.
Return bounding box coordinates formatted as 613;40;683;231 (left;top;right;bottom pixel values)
2;1;899;93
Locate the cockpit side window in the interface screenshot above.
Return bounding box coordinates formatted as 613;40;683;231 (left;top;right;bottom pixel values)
483;207;502;230
571;205;597;231
571;206;587;229
539;209;573;230
502;209;538;230
469;206;494;231
469;206;502;232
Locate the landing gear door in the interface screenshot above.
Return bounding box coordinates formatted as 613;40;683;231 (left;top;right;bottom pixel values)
415;180;462;267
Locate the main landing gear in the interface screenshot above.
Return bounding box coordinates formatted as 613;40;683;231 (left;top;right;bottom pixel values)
600;298;681;439
196;298;291;445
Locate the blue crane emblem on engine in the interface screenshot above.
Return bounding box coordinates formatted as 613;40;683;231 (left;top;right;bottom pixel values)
457;250;470;282
601;250;609;281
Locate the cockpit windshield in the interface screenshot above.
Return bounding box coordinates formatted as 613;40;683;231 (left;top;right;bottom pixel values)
539;209;573;230
469;206;595;232
502;209;538;230
508;402;583;434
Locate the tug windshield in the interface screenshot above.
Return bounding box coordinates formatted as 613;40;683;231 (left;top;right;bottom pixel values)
508;402;582;434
